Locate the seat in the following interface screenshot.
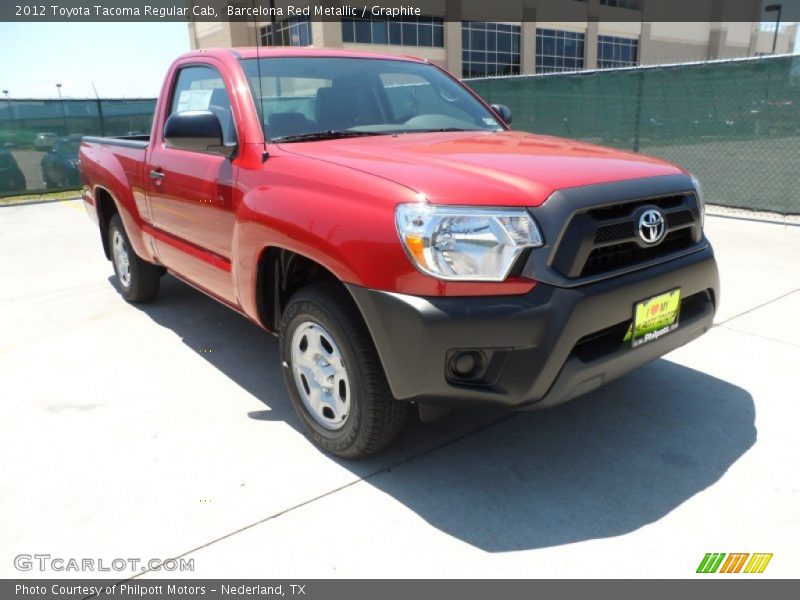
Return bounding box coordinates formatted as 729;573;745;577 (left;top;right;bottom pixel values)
315;87;358;131
267;112;312;139
315;82;383;131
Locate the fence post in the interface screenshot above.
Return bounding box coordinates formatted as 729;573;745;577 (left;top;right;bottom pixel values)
633;68;643;152
96;98;106;136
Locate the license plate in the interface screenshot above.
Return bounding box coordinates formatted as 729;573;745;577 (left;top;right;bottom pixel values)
623;288;681;348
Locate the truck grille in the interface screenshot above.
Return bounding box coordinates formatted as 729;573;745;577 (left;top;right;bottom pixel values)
550;193;702;279
582;229;693;277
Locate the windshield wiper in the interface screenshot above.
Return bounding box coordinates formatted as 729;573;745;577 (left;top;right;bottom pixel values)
404;128;488;133
271;130;388;143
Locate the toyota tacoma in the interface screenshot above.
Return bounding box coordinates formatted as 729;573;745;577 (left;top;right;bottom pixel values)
79;48;719;457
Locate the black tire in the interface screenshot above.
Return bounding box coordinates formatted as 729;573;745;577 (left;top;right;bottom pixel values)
279;283;406;458
108;213;161;303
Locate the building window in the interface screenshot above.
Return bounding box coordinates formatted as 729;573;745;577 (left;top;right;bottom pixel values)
535;28;585;73
600;0;640;8
597;35;638;68
573;0;640;7
461;21;521;78
341;14;444;47
260;16;312;47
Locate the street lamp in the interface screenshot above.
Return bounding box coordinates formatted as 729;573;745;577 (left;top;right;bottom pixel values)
3;89;15;137
765;4;782;54
55;83;68;134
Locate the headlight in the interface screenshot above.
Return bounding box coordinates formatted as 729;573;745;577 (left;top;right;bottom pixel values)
690;174;705;228
395;204;543;281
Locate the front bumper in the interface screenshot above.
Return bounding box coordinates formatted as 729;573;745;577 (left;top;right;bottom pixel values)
347;244;719;409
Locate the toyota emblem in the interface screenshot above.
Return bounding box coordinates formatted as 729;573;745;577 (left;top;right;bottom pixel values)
638;209;666;244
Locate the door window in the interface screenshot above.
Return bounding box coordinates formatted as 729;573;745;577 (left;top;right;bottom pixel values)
169;66;237;145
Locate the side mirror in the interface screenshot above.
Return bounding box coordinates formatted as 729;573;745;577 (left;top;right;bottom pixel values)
164;110;235;157
490;104;512;126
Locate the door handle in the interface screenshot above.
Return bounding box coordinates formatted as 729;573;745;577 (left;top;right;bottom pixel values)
149;169;165;181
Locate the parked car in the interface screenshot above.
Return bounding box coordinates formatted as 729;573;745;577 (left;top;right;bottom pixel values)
79;48;719;458
0;149;26;194
33;132;57;151
41;135;81;188
741;98;800;135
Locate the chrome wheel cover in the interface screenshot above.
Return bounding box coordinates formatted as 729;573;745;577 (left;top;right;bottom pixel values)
112;229;131;288
291;321;350;430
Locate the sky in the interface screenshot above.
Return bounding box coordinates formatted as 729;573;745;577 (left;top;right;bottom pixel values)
0;21;797;99
0;23;190;98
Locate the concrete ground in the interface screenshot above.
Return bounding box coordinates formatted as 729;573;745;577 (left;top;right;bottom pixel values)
1;199;798;578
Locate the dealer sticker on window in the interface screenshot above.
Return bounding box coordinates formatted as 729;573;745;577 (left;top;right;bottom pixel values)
623;288;681;348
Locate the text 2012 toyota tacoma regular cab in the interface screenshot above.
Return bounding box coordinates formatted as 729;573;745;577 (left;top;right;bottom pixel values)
79;48;719;458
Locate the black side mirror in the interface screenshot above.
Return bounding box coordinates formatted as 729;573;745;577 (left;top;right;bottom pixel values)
490;104;512;126
164;110;235;158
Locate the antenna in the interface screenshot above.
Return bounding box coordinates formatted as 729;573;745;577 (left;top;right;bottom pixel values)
252;0;269;161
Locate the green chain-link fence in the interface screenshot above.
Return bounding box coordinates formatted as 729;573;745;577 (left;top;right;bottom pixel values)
3;56;798;211
468;55;800;214
0;98;155;197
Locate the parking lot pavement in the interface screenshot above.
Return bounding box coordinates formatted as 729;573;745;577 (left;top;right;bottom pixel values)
1;199;798;579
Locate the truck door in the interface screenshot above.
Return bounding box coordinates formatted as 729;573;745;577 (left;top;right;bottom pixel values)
146;62;238;304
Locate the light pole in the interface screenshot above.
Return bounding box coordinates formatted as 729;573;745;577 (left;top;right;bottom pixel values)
765;4;782;54
55;83;68;134
2;89;11;131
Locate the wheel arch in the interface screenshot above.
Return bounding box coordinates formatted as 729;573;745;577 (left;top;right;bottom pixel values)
94;185;119;260
254;245;347;333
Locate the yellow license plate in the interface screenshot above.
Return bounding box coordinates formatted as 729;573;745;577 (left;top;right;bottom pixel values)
624;288;681;348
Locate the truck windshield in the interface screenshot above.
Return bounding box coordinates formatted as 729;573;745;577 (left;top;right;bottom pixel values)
241;57;503;142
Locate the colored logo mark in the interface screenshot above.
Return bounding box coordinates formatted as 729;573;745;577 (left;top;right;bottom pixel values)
696;553;773;574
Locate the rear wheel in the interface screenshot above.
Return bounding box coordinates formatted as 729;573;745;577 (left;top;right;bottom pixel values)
280;283;406;458
108;213;161;303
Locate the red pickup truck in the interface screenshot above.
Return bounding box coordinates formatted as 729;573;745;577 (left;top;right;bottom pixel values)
79;48;719;458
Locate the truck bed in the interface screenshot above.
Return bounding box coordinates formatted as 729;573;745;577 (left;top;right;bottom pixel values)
82;135;149;149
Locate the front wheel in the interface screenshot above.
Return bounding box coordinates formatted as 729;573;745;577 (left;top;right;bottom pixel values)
280;283;406;458
108;214;161;303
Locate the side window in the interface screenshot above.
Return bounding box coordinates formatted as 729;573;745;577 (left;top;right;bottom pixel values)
169;65;236;145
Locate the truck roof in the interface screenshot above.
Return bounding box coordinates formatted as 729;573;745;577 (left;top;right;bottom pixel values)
179;47;428;63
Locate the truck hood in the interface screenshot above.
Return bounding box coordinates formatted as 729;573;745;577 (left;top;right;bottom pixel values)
278;130;685;207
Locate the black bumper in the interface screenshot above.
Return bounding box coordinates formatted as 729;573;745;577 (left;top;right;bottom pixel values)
347;244;719;409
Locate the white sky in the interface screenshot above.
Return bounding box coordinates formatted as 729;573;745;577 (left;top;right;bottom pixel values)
0;21;797;99
0;23;190;98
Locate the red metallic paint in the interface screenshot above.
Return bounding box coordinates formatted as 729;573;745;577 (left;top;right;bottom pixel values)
79;47;688;332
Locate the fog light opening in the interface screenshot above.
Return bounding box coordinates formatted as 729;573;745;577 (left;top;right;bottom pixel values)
449;350;484;380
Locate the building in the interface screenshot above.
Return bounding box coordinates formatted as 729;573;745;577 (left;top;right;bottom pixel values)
188;0;798;78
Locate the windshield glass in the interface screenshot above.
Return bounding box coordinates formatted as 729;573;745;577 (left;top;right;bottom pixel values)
241;57;502;142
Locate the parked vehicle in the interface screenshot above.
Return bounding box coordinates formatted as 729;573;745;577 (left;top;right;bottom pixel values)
33;132;57;151
0;149;26;194
79;49;719;458
41;135;82;188
742;98;800;135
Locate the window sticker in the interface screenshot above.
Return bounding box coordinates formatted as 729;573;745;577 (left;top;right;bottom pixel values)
175;89;213;113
